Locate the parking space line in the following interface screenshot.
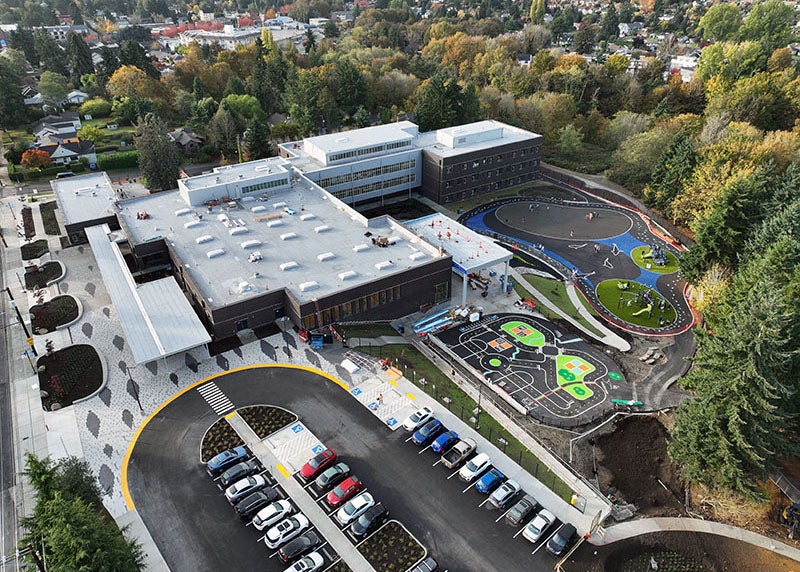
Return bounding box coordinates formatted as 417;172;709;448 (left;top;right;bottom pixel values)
417;445;432;455
513;526;527;538
478;497;491;508
533;530;558;555
432;459;442;467
462;482;477;493
275;464;290;479
447;469;460;480
495;507;513;523
404;435;414;443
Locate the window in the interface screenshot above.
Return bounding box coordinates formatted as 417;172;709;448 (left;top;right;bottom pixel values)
242;178;289;193
434;281;450;304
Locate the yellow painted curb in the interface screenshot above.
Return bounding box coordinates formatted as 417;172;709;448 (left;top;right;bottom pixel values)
224;411;237;420
406;393;416;401
388;379;398;387
121;363;349;511
276;464;290;479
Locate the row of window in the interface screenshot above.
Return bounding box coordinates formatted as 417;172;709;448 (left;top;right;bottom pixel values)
242;178;289;193
334;173;416;199
303;285;402;328
444;146;539;174
328;139;412;162
441;175;532;202
444;160;539;188
317;160;416;189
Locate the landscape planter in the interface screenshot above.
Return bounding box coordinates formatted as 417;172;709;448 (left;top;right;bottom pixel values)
24;261;65;290
36;344;103;411
357;520;425;571
201;418;244;463
21;239;49;261
237;405;297;439
39;201;62;235
30;295;80;333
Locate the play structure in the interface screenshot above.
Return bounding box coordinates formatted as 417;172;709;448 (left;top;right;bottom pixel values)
642;243;668;266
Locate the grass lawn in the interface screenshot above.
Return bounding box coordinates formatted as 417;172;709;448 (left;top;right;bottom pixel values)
2;129;33;148
596;279;677;328
338;322;400;339
542;143;613;175
521;274;605;337
630;245;679;274
355;344;575;502
449;180;578;213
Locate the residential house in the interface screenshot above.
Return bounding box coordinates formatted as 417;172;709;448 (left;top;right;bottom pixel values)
169;128;204;155
38;138;97;167
22;85;41;106
66;90;89;105
32;112;82;142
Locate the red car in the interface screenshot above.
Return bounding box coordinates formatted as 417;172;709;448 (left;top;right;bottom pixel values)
300;449;337;480
326;476;362;508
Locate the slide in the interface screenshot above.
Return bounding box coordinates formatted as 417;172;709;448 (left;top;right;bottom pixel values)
631;304;652;317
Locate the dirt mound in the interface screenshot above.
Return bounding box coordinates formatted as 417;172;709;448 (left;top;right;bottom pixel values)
595;415;684;516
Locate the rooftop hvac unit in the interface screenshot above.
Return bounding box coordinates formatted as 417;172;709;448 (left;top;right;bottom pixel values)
353;244;369;252
314;225;330;233
280;232;297;240
184;220;202;229
229;227;248;235
217;214;229;221
196;234;214;244
280;261;299;271
240;239;262;249
206;249;225;258
338;270;358;281
299;280;319;292
374;260;393;270
267;219;284;227
237;282;252;294
300;213;316;221
272;201;287;209
317;252;335;262
409;251;427;260
251;205;267;213
175;208;193;216
387;236;401;244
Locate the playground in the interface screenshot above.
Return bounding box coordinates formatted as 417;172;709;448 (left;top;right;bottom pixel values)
461;196;695;335
434;313;628;427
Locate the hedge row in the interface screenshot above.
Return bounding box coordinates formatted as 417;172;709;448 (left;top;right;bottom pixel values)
97;151;139;171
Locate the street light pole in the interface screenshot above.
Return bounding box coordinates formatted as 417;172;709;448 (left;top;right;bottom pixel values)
6;286;37;355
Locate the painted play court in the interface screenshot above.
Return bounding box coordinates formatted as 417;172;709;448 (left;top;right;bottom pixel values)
435;313;628;426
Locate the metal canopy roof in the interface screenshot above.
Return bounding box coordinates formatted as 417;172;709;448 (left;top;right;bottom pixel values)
85;224;211;364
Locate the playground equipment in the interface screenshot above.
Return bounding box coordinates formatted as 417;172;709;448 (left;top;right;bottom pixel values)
630;304;652;317
780;503;800;538
642;244;668;266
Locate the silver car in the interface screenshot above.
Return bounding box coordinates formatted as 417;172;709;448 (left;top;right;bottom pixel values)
225;474;267;504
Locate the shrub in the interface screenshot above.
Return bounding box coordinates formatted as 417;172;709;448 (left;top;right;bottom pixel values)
79;98;113;118
97;150;139;170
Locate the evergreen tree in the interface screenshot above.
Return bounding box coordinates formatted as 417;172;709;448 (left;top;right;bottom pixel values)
413;71;464;131
66;31;94;84
134;113;181;192
643;132;697;215
224;76;246;97
192;77;204;102
599;2;619;41
9;28;38;67
208;106;242;160
190;97;219;132
285;69;321;136
336;59;366;118
529;0;546;25
97;46;120;85
0;57;26;128
34;30;67;76
242;118;272;161
305;29;317;53
119;40;159;79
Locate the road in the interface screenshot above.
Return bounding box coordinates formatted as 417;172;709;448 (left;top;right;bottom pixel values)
127;367;567;572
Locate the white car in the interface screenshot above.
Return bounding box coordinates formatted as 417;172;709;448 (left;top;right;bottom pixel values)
335;492;375;526
522;508;556;543
458;453;491;482
264;514;310;549
489;479;521;509
225;474;267;504
402;406;434;432
253;499;294;531
284;551;324;572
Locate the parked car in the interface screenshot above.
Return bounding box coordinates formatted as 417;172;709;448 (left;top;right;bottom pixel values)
402;406;434;432
412;419;445;446
235;487;280;520
326;476;362;508
300;449;337;480
442;438;477;469
207;446;249;476
476;468;505;494
505;495;537;526
546;523;576;556
489;479;520;508
225;474;268;504
219;458;262;487
523;508;556;543
335;492;375;526
314;462;350;491
283;551;324;572
278;530;321;563
431;430;459;454
264;514;310;550
409;557;439;572
350;503;388;538
458;453;491;482
253;499;295;531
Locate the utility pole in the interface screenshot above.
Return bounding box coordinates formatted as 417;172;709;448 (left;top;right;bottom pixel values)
6;286;37;356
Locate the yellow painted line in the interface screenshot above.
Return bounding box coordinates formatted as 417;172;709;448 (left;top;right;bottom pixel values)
276;464;290;479
121;363;349;511
406;393;416;401
224;411;237;420
388;379;398;387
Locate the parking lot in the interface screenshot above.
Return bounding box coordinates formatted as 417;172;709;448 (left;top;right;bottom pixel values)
126;366;577;571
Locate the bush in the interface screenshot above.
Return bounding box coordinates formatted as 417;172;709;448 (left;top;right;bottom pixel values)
97;150;139;171
79;98;113;118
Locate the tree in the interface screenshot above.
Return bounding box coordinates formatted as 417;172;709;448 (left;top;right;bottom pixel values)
695;41;766;84
323;20;339;38
10;28;39;67
80;98;113;118
221;94;266;122
134;113;181;192
207;106;241;160
107;65;149;99
223;76;246;97
739;0;797;53
643;131;697;215
336;59;367;118
34;30;67;76
21;149;52;169
38;71;68;109
66;31;94;84
285;68;321;136
0;57;26;128
707;72;794;132
529;0;546;25
97;46;120;84
599;2;619;41
242;118;272;161
413;71;481;132
190;97;219;132
305;28;317;53
119;40;159;79
698;3;740;42
573;23;598;55
556;124;583;154
192;76;204;102
77;125;104;143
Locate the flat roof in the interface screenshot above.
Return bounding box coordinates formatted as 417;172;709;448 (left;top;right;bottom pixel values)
404;213;512;275
119;177;446;308
179;158;290;190
51;172;117;226
415;120;542;158
85;224;211;364
304;122;418;154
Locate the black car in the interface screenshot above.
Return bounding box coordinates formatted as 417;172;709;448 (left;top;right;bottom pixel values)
546;523;576;556
409;557;438;572
219;458;262;487
351;503;388;538
234;487;281;519
505;495;537;526
278;530;321;563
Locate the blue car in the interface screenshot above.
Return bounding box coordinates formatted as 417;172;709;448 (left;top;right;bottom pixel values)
431;430;459;454
475;468;505;494
412;419;445;446
207;446;249;477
